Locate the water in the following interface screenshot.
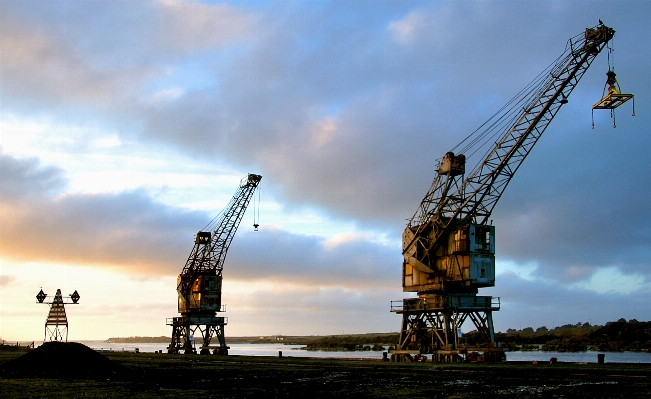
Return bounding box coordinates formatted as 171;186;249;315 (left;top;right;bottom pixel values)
42;341;651;363
505;350;651;364
72;341;389;360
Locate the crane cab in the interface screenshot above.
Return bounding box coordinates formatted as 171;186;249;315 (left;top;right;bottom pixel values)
195;231;211;244
438;152;465;176
177;275;223;314
403;223;495;294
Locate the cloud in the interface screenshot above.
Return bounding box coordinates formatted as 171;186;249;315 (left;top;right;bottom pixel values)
225;283;402;335
228;229;400;288
2;1;650;288
0;151;207;273
490;271;651;331
0;275;16;287
0;0;255;117
0;151;400;289
0;152;67;201
493;118;651;280
0;188;201;274
323;231;371;250
156;0;256;51
0;7;145;116
388;9;426;45
129;1;651;233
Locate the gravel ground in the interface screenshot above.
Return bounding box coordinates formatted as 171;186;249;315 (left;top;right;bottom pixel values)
1;344;650;398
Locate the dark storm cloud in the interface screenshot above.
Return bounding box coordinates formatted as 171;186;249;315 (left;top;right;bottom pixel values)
2;1;650;284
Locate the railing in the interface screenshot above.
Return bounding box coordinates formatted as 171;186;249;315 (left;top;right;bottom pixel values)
1;340;34;348
492;297;501;309
166;316;228;326
391;296;500;312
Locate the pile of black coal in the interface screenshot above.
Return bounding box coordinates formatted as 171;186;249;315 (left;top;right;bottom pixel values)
0;341;130;378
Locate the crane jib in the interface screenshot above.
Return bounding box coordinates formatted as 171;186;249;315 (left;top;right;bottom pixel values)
404;24;614;257
177;174;261;310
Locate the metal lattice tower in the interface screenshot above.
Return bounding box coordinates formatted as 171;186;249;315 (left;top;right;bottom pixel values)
36;288;80;342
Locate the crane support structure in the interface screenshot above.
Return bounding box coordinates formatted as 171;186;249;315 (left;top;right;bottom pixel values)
168;173;261;355
392;23;618;362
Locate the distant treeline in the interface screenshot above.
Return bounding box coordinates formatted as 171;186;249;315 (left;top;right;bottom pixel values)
107;336;170;343
106;319;650;353
106;333;400;350
464;319;651;352
106;336;273;344
303;333;399;351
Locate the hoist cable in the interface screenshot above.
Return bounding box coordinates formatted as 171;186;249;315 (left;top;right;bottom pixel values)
448;46;570;172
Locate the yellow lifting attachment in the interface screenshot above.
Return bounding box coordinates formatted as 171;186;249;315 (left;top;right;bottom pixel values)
592;70;635;128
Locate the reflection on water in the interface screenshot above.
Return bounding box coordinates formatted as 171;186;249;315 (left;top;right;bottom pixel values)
68;341;651;363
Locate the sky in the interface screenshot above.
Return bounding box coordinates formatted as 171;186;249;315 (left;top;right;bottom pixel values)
1;0;650;342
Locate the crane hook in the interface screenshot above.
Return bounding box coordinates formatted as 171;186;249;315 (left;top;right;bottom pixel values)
253;184;261;231
591;69;634;128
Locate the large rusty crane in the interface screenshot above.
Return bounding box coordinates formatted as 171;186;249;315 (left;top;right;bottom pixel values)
168;173;262;355
391;23;631;362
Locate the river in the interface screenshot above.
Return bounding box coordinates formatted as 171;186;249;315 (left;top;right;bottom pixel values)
64;341;651;363
75;341;386;359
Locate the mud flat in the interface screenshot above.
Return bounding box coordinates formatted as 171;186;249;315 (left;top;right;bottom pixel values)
1;344;650;398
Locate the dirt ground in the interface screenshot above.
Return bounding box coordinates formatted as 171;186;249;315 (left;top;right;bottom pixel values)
1;344;651;398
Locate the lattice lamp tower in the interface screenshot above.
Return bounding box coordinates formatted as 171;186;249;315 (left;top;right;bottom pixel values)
36;288;80;342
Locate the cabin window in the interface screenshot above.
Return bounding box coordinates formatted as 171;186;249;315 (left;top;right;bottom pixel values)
473;226;493;253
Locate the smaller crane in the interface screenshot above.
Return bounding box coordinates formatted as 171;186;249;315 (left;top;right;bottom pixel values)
167;174;261;355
